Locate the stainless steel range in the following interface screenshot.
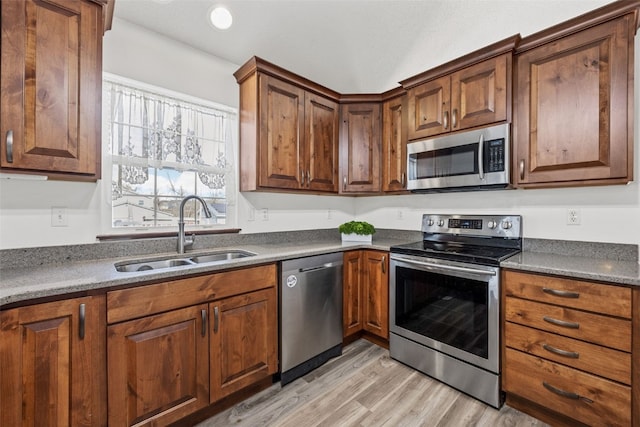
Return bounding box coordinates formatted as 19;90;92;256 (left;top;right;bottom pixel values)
389;214;522;408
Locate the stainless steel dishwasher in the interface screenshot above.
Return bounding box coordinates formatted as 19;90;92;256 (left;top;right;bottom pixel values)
280;252;343;385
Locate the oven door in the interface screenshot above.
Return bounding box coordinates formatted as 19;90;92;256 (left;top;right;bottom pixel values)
390;253;500;373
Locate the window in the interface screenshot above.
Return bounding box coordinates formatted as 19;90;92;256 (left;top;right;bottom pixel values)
103;76;236;229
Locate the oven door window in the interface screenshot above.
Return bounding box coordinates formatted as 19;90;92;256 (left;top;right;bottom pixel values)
412;143;478;179
395;266;488;359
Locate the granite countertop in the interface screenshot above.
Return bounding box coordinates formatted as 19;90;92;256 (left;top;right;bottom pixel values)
2;231;639;308
0;238;408;307
501;251;640;286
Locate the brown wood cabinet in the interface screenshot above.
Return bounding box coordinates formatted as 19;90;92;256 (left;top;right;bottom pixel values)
210;288;277;402
404;51;511;140
106;264;278;426
382;93;408;192
0;0;105;180
0;296;106;426
107;304;210;426
235;58;339;193
342;250;389;341
513;11;636;188
502;269;634;426
339;103;382;194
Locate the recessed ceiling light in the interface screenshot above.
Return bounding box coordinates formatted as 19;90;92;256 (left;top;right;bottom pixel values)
209;5;233;30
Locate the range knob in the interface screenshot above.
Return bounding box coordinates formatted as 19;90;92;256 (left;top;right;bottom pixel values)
501;220;512;230
427;219;435;226
487;220;497;229
437;220;445;227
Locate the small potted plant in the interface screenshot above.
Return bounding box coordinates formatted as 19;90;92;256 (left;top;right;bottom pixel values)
339;220;376;243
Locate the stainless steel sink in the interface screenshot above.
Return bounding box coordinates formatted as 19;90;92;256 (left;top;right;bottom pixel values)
114;250;256;273
190;250;255;264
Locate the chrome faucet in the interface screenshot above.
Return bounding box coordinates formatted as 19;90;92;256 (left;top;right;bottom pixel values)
177;195;212;254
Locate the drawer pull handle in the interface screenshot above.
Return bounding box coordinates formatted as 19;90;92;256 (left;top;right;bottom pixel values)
543;343;579;359
201;309;207;337
542;288;580;299
543;316;579;329
79;303;86;340
542;381;593;404
213;306;219;333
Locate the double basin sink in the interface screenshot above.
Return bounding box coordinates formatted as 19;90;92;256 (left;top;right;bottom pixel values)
114;250;256;273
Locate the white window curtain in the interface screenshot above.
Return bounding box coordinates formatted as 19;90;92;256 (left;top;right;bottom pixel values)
104;76;237;228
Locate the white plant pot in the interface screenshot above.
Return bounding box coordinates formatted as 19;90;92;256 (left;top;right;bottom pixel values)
341;233;372;243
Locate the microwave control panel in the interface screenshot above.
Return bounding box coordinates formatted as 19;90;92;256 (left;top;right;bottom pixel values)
485;139;505;172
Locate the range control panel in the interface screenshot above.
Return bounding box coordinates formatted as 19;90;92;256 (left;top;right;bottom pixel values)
421;214;522;239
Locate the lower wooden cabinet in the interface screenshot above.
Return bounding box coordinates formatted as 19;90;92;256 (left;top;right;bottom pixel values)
343;250;389;341
107;304;210;426
0;296;106;427
106;264;278;426
210;288;278;402
502;269;635;426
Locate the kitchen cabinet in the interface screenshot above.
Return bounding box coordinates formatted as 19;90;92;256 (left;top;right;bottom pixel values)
210;288;277;402
502;269;635;426
106;264;278;426
0;0;106;180
343;250;389;341
403;48;513;140
235;58;339;193
0;296;106;426
513;11;636;188
107;304;210;426
339;103;382;194
382;92;408;192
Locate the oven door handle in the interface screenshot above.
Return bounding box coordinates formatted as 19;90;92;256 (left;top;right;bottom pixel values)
394;257;497;276
478;133;484;180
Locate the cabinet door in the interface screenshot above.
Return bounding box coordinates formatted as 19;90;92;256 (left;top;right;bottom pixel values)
0;0;101;178
514;17;633;187
382;96;408;192
1;296;106;427
305;93;339;192
107;304;209;426
339;103;381;193
210;288;277;402
258;75;305;189
362;251;389;339
343;251;363;338
451;54;508;132
407;75;450;140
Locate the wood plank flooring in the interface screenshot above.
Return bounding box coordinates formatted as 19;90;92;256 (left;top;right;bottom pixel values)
198;339;548;427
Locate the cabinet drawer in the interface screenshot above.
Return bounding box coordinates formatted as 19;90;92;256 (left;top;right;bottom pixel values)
107;264;277;324
504;322;631;385
504;270;631;318
504;348;631;426
505;297;631;352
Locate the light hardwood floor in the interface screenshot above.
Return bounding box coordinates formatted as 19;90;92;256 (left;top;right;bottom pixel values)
198;339;548;427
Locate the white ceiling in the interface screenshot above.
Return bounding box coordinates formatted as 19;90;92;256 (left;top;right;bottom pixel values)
113;0;612;93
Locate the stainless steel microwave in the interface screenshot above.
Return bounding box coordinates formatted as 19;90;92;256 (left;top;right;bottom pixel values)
407;123;511;192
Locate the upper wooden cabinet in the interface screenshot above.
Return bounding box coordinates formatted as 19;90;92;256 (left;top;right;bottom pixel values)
1;296;106;427
0;0;107;180
401;36;518;141
235;58;340;193
339;102;382;194
513;5;638;188
382;92;408;192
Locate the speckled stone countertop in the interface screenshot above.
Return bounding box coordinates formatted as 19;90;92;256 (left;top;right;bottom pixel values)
501;239;640;286
0;234;413;307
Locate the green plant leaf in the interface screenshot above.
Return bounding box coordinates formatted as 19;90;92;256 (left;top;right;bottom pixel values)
338;221;376;235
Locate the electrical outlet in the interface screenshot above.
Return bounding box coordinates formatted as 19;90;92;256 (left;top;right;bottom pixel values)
567;208;581;225
248;207;255;221
261;208;269;221
397;209;404;220
51;207;68;227
327;209;332;220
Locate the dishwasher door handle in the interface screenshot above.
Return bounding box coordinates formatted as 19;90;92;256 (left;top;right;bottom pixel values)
298;261;342;273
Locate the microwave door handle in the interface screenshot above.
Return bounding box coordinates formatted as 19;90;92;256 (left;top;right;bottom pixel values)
478;133;484;180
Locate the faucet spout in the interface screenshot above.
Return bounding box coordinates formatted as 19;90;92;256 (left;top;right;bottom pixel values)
177;195;212;254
